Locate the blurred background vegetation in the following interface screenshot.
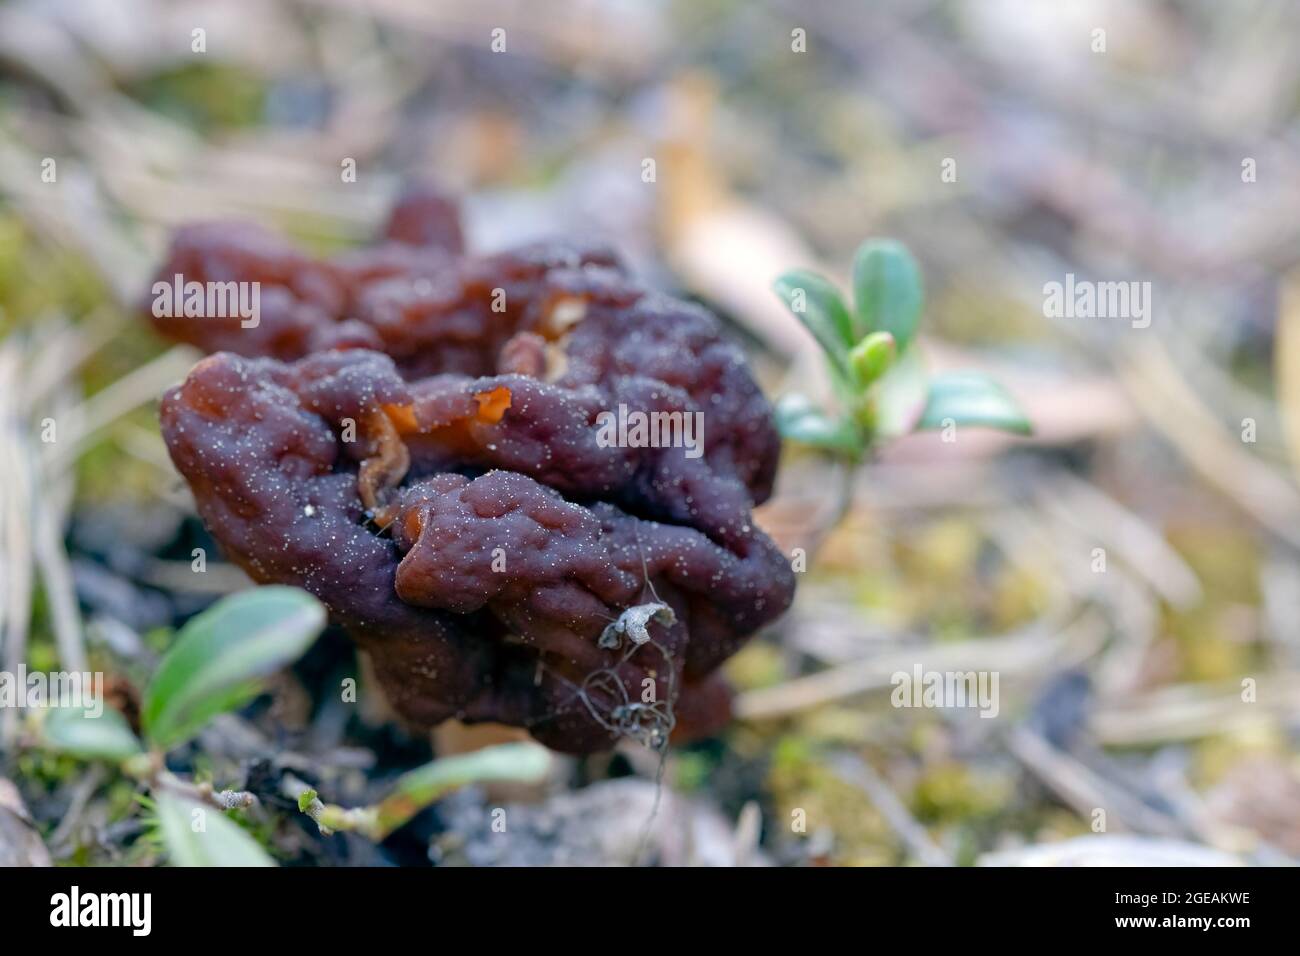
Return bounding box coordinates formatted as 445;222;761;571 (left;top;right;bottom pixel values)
1;0;1299;866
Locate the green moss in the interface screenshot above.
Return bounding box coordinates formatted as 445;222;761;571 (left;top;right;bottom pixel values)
0;215;109;328
1162;525;1265;682
911;762;1011;825
75;419;165;503
142;626;176;656
122;63;266;133
767;738;899;865
670;750;714;793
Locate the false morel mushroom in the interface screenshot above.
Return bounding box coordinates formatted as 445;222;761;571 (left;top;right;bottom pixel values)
152;188;795;753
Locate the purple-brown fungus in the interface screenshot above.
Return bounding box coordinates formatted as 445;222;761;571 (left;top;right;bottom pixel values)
152;188;795;753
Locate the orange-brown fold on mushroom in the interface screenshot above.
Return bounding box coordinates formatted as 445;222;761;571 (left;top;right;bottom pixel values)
381;402;420;434
357;407;411;523
357;386;514;526
472;385;513;424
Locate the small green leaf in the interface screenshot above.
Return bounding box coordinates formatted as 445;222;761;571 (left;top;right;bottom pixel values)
43;704;142;762
916;371;1032;435
143;586;327;750
849;331;896;388
774;393;864;456
774;270;855;376
371;742;552;839
297;789;319;813
851;240;923;348
156;793;276;867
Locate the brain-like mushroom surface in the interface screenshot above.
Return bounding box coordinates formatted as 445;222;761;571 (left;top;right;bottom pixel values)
153;188;795;753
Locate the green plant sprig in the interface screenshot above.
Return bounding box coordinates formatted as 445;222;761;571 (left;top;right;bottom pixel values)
38;585;549;864
774;239;1031;460
289;742;552;841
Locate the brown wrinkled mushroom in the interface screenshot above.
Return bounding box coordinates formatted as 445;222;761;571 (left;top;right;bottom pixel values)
153;188;795;753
